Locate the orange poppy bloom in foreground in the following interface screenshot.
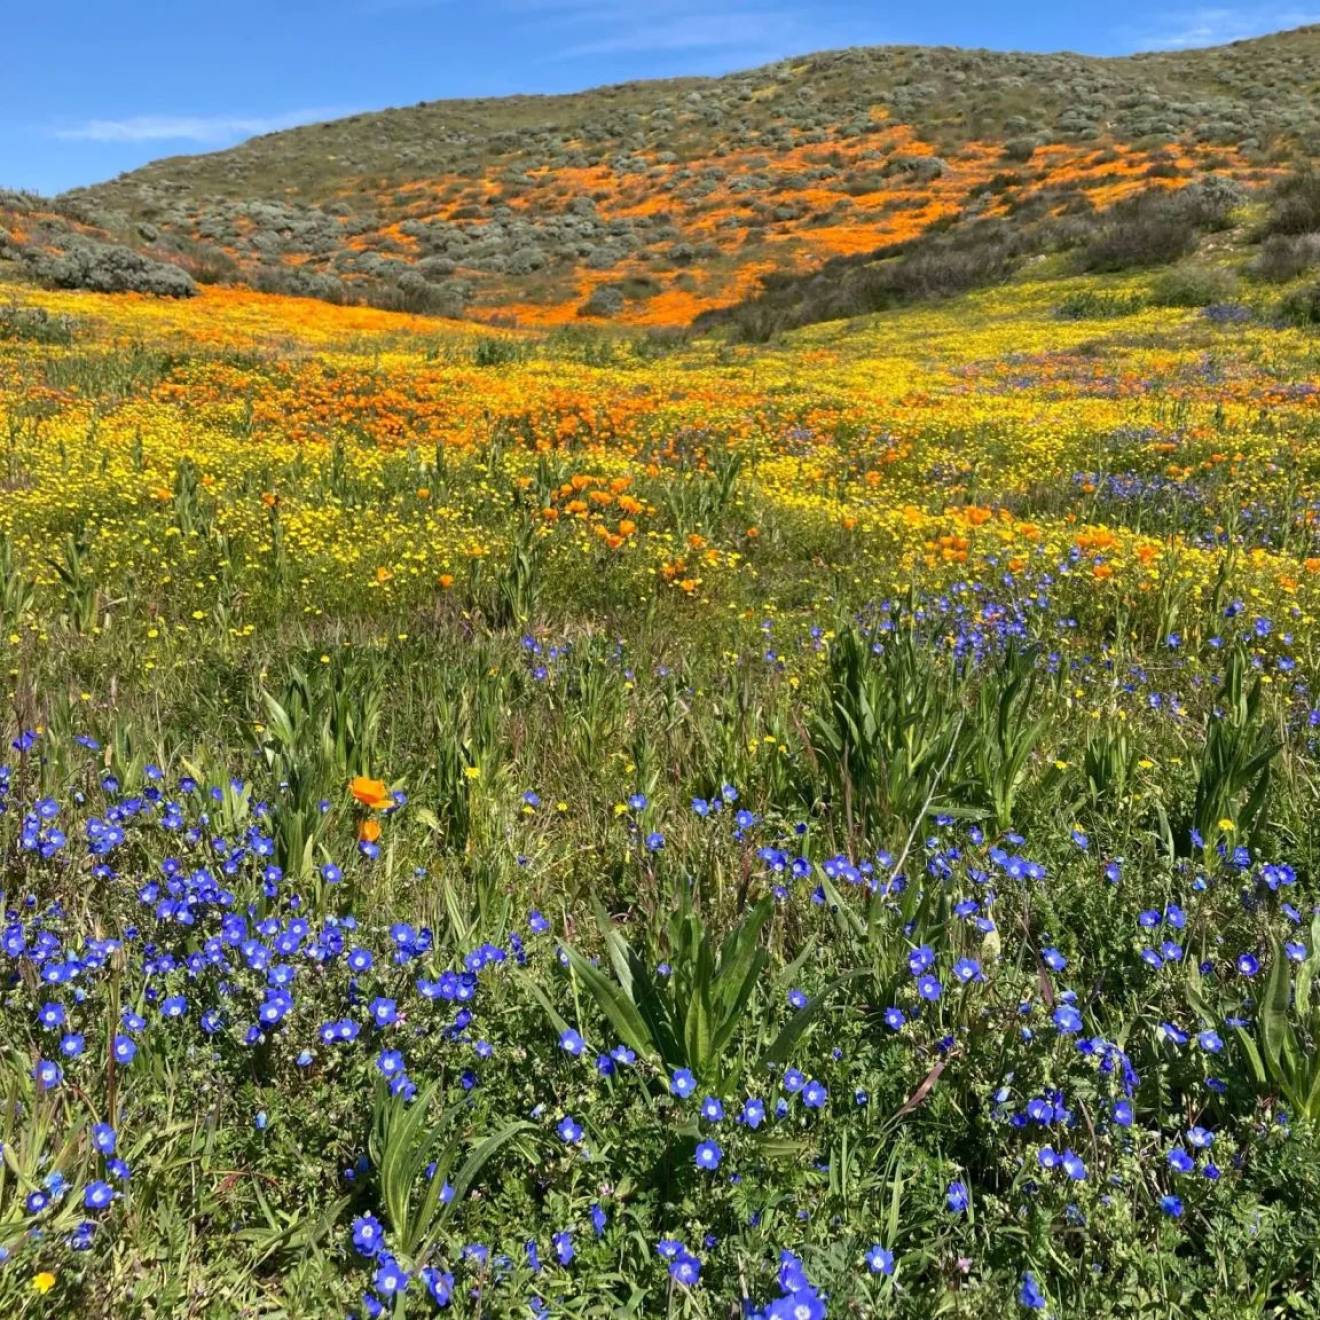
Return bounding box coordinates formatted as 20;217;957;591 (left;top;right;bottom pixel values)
350;776;392;810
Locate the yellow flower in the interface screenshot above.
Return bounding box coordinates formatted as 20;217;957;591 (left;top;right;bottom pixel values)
463;766;481;781
1218;818;1235;832
33;1273;56;1294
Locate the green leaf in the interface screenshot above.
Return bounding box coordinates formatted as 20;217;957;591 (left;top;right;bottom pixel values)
759;969;869;1067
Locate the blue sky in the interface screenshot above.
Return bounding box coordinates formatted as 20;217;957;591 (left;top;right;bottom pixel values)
5;1;1317;196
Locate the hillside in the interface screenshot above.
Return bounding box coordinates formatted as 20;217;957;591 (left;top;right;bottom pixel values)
6;25;1320;325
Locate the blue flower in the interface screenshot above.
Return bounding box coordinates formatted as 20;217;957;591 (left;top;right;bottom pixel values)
802;1079;828;1109
556;1114;583;1144
352;1213;385;1257
1159;1194;1184;1218
947;1180;969;1213
1052;1005;1083;1034
84;1180;114;1211
694;1139;722;1170
670;1068;697;1098
33;1058;62;1090
374;1254;409;1296
559;1028;584;1056
1019;1271;1047;1310
669;1252;701;1287
865;1244;895;1275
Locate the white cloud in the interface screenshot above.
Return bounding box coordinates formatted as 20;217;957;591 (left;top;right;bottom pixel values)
1132;6;1319;50
52;107;351;145
557;11;799;58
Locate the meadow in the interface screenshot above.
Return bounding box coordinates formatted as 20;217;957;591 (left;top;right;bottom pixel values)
1;255;1320;1318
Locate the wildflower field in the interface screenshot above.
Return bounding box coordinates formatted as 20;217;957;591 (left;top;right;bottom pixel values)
1;248;1320;1319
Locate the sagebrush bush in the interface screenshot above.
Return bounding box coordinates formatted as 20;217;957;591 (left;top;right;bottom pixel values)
21;237;196;297
1251;232;1320;283
1278;280;1320;326
1260;167;1320;238
1149;263;1239;307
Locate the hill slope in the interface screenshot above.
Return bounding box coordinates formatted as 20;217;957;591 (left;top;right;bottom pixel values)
8;26;1320;324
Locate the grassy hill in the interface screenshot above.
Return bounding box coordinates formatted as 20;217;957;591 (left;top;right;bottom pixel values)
4;26;1320;324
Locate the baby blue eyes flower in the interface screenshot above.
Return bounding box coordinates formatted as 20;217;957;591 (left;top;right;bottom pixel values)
1235;952;1259;976
590;1203;607;1235
369;998;398;1027
1112;1098;1134;1127
160;995;187;1019
422;1269;454;1306
865;1244;895;1275
1052;1005;1083;1033
645;832;665;852
352;1213;384;1257
1019;1271;1047;1310
627;793;648;811
917;975;942;1001
559;1029;584;1056
783;1068;806;1093
802;1080;828;1109
670;1068;697;1098
883;1006;906;1030
33;1058;62;1089
321;863;343;884
374;1255;409;1295
112;1035;137;1064
1159;1194;1184;1218
84;1180;114;1211
947;1180;969;1213
91;1123;116;1155
700;1096;724;1122
908;944;936;975
952;958;983;984
552;1229;574;1264
787;988;808;1009
1167;1147;1194;1173
38;1001;66;1029
556;1115;583;1144
1041;947;1067;971
694;1139;722;1170
377;1050;405;1078
669;1253;701;1286
741;1098;766;1128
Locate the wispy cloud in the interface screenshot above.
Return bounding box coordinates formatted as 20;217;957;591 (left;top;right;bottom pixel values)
1130;5;1319;50
555;9;799;59
52;107;352;145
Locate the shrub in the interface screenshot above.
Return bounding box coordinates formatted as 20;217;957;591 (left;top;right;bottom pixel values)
1149;264;1239;307
1079;194;1201;272
1056;289;1146;319
22;237;196;297
1250;233;1320;283
471;335;526;366
0;301;77;345
578;285;625;318
1278;281;1320;327
1261;168;1320;238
